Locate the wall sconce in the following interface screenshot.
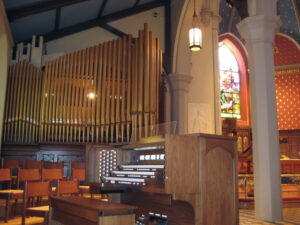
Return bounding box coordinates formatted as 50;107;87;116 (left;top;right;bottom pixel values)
189;0;202;51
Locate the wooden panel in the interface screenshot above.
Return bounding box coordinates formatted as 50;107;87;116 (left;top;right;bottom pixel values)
202;148;236;225
121;192;194;225
165;135;200;194
99;214;135;225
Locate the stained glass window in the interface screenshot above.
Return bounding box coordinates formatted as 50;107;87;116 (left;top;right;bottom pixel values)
219;44;241;119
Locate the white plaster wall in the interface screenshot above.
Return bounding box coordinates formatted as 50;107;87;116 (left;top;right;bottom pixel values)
45;27;118;55
0;34;9;150
170;0;216;134
0;0;13;150
188;22;215;134
109;6;165;51
45;6;165;57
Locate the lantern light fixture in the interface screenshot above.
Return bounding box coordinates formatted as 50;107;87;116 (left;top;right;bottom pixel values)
189;0;202;51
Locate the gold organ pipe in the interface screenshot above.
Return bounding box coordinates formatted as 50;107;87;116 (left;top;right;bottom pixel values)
96;44;103;144
100;42;108;143
126;35;132;143
105;41;112;143
116;38;122;143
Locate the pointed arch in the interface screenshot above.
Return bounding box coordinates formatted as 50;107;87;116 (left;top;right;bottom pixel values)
219;33;251;126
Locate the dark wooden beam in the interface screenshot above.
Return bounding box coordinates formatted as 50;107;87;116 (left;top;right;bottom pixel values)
99;24;127;37
292;0;300;29
97;0;108;18
100;0;167;23
54;8;61;31
227;7;236;33
7;0;88;21
134;0;141;7
20;0;168;44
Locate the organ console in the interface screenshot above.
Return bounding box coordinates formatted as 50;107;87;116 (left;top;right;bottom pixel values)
87;133;239;225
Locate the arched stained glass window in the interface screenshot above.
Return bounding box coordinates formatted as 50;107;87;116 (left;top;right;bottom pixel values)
219;44;241;119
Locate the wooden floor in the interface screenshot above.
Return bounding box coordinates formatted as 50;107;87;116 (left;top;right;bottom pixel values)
0;208;299;225
240;208;300;225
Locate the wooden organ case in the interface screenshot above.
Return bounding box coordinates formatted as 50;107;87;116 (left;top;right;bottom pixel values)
87;134;238;225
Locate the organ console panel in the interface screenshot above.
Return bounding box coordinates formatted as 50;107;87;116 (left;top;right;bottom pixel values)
86;134;239;225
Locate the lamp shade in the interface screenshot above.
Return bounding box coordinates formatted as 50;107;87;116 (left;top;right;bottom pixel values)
189;15;202;51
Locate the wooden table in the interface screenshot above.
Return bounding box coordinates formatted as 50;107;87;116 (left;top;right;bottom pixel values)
0;189;23;222
50;196;137;225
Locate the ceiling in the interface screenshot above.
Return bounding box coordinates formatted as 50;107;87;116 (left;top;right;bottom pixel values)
219;0;300;45
3;0;168;43
3;0;300;46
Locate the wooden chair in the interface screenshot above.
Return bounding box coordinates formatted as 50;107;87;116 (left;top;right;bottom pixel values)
56;180;80;197
71;168;90;195
1;158;20;169
23;160;42;170
1;158;20;186
43;161;64;169
22;181;51;225
0;168;23;222
17;168;41;189
42;169;64;196
70;161;85;170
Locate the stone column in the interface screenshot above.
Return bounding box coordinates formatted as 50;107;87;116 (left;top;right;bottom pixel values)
167;73;192;134
237;15;282;222
211;14;222;135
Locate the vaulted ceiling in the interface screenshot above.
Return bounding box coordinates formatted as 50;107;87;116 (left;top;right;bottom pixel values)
3;0;300;46
3;0;169;43
219;0;300;45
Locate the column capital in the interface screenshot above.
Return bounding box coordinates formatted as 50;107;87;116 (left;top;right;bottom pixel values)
167;73;193;93
237;15;280;44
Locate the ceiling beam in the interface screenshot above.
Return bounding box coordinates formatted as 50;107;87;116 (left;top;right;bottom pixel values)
54;8;61;31
97;0;108;18
7;0;88;21
100;0;166;23
99;24;128;37
134;0;141;7
20;0;167;43
227;7;236;33
292;0;300;31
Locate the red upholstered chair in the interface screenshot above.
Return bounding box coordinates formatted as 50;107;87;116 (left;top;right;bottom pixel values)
22;181;51;225
43;161;64;169
23;160;42;170
56;180;80;197
42;168;64;196
1;158;20;169
71;168;90;195
1;158;20;186
70;161;85;170
17;168;41;189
